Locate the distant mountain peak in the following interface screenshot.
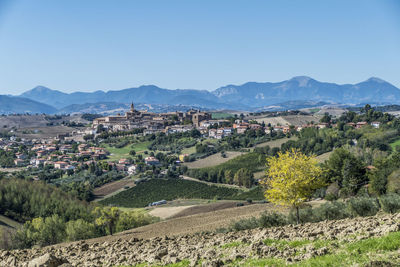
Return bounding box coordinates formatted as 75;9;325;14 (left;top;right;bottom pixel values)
365;77;387;83
289;76;314;86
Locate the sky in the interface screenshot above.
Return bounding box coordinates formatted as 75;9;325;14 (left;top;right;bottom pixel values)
0;0;399;95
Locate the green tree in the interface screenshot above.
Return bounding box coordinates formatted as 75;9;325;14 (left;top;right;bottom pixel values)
65;219;96;241
93;207;120;235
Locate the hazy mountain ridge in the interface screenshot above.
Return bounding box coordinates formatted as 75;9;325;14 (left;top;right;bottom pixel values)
6;76;400;114
0;95;57;114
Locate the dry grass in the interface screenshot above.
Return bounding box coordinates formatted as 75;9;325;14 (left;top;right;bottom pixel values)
15;125;78;139
255;136;297;148
183;151;245;169
252;115;319;126
316;151;333;163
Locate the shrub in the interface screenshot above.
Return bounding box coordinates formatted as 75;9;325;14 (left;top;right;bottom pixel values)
231;217;259;231
347;197;380;217
379;194;400;214
288;207;315;224
313;201;350;221
324;193;337;201
387;170;400;194
258;212;287;228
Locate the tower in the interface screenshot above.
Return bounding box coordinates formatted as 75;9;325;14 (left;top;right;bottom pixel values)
130;102;134;112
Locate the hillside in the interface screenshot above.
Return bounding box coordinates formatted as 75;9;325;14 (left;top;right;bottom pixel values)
3;212;400;266
0;95;57;114
16;76;400;113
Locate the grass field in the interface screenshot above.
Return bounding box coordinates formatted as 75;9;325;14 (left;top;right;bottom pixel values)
0;215;20;229
212;112;234;119
255;136;298;148
390;139;400;151
180;145;197;155
316;151;333;163
184;151;245;169
102;141;151;161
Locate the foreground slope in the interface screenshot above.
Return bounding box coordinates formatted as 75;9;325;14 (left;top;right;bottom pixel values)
2;211;400;266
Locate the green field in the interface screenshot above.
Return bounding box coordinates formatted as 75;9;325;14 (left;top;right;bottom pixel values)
99;178;264;207
102;141;151;161
390;139;400;151
212;112;234;119
0;215;21;229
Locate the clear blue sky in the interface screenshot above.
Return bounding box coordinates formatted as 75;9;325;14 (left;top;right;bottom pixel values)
0;0;399;94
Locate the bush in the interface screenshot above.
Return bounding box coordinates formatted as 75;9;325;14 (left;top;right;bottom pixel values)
379;194;400;214
258;212;287;228
313;201;350;221
387;170;400;194
230;217;259;231
347;197;380;217
324;193;337;201
288;207;315;224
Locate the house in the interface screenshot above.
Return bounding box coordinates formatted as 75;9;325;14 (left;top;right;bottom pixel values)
118;158;130;165
78;144;88;152
236;125;248;134
34;158;46;167
371;121;381;128
15;153;26;160
14;159;25;166
249;124;262;130
223;127;233;136
54;161;68;169
145;156;160;166
36;150;46;157
208;129;217;138
356;122;368;129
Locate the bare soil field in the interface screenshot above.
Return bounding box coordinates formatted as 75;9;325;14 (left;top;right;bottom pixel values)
149;206;195;219
253;115;319;126
5;212;400;266
183;151;245;169
168;201;248;219
15;125;79;139
0;114;87;129
92;203;276;242
92;178;136;201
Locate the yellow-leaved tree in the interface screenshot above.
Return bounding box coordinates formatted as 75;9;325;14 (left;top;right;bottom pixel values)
262;149;324;223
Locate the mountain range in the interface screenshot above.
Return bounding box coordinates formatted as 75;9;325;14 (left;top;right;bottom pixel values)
2;76;400;114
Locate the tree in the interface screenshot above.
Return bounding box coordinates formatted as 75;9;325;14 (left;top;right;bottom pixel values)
262;149;324;224
234;168;254;188
93;207;120;235
65;219;96;241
